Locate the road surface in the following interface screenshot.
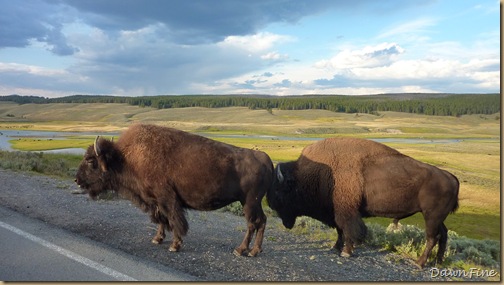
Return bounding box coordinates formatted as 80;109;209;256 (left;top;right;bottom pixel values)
0;205;196;281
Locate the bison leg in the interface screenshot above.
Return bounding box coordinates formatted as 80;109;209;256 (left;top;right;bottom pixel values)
151;223;166;244
436;223;448;265
335;214;367;258
416;218;442;268
234;202;267;257
157;193;188;253
149;206;171;244
331;226;344;253
248;210;266;257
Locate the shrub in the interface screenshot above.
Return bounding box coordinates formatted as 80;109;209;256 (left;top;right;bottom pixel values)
220;198;277;217
365;222;501;270
447;235;500;268
0;150;80;179
220;201;244;216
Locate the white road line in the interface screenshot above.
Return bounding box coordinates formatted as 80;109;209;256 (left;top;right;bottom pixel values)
0;221;137;281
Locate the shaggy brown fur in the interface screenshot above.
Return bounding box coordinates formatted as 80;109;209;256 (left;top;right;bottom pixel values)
267;137;459;268
75;123;273;257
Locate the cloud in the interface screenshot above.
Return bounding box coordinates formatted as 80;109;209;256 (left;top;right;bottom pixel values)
50;0;342;45
221;32;294;53
0;0;498;97
377;18;437;40
1;0;427;53
0;62;94;95
57;28;294;95
314;42;404;69
0;0;79;55
274;79;293;88
313;57;499;93
189;32;499;96
260;52;290;62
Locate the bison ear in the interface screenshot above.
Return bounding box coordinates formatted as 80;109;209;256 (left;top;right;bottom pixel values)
276;164;284;183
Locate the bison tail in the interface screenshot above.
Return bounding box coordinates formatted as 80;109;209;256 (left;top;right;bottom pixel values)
451;199;459;214
450;173;460;214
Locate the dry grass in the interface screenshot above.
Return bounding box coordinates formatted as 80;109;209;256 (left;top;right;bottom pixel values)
0;103;500;240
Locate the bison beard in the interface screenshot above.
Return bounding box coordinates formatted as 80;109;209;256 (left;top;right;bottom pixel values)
267;137;459;268
75;124;273;257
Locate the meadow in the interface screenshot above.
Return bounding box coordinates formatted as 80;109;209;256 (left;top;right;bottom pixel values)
0;102;500;241
0;102;500;274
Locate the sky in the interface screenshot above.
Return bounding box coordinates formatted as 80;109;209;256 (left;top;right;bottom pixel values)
0;0;500;98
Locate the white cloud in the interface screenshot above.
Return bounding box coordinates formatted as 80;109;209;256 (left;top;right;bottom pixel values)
0;85;72;98
377;18;437;40
0;62;67;77
314;42;404;69
221;32;294;53
0;0;498;97
260;51;289;61
353;58;460;79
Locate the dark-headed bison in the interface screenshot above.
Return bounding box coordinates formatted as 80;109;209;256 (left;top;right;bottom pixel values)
75;123;273;257
267;137;459;268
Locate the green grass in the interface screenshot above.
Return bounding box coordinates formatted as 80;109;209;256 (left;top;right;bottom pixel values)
0;105;499;242
0;148;499;279
10;138;93;151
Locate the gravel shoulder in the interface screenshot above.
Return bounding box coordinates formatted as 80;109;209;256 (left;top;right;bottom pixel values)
0;169;449;281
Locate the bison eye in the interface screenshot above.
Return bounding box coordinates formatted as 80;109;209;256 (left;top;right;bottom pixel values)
86;159;97;168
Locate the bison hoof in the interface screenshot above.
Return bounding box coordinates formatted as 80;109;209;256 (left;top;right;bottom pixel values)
414;260;425;269
233;248;247;257
247;248;262;257
152;238;163;244
168;246;179;252
340;252;351;258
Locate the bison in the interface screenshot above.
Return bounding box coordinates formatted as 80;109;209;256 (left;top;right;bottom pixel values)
75;123;273;257
267;137;459;268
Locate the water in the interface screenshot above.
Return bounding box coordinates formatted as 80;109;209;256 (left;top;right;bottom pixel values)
203;133;464;144
0;130;119;155
0;129;468;155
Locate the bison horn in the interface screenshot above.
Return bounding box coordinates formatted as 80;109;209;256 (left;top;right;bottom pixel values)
276;164;284;183
94;136;101;156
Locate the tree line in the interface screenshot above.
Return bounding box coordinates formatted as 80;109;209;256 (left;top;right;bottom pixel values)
0;93;500;117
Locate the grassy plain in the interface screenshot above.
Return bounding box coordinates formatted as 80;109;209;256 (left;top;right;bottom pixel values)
0;102;500;241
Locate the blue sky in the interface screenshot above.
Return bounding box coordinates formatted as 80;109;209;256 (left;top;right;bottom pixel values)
0;0;499;97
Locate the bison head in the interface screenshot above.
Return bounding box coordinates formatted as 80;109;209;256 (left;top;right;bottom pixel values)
75;136;122;199
267;163;299;229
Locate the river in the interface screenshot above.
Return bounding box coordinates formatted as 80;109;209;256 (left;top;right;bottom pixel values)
0;129;466;155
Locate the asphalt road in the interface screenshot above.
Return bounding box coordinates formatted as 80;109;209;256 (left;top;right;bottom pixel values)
0;205;197;281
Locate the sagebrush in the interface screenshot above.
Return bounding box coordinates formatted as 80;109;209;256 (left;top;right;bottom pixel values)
0;150;500;273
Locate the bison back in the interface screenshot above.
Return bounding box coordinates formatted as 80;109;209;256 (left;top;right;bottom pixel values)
117;124;272;210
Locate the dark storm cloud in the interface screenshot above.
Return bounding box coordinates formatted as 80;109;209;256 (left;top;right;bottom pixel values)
0;0;444;96
0;0;55;47
1;0;431;50
0;0;79;54
60;0;339;44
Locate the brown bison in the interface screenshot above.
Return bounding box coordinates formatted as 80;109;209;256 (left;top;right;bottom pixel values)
267;137;459;268
75;123;273;257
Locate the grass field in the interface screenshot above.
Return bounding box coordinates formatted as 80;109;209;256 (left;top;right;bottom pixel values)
0;102;500;241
